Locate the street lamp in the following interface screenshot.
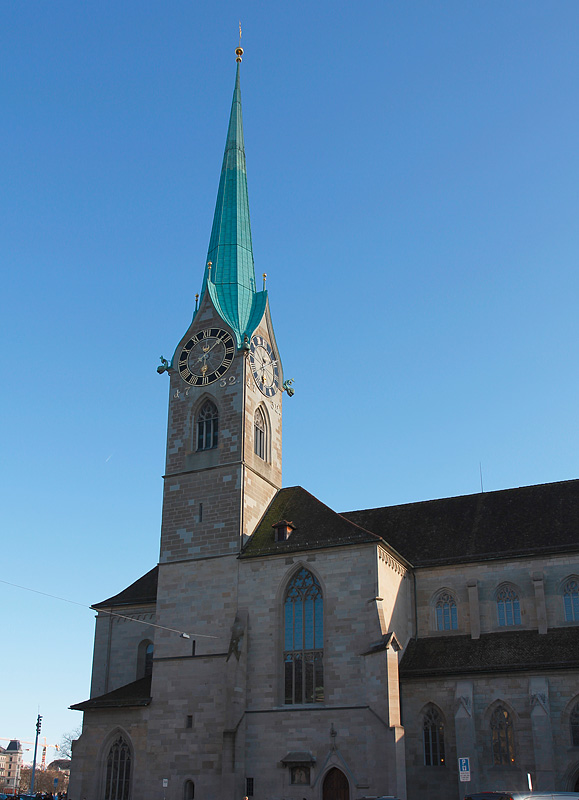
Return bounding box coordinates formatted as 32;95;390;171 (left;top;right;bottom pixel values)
30;715;42;794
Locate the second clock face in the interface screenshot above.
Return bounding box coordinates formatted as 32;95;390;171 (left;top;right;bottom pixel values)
249;335;279;396
178;328;235;386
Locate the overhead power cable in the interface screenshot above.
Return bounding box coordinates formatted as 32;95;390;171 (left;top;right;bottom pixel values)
0;578;217;639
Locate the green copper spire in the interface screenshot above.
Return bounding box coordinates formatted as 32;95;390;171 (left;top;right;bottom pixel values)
200;56;267;347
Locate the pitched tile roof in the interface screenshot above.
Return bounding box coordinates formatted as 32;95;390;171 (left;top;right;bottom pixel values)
400;627;579;678
70;676;152;711
342;479;579;566
93;567;158;609
240;486;401;560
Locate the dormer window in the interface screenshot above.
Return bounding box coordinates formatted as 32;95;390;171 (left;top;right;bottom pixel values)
272;520;295;542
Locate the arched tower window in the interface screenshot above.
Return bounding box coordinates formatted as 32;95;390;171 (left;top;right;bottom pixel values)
197;400;218;451
570;703;579;746
254;406;267;460
144;642;153;676
496;586;521;626
104;735;132;800
490;705;515;765
563;578;579;621
183;780;194;800
423;707;445;766
284;568;323;704
435;591;458;631
136;639;154;679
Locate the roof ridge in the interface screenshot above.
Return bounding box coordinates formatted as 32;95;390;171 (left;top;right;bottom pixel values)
342;476;579;516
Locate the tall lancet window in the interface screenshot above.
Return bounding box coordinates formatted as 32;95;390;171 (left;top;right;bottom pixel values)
104;735;132;800
423;707;446;766
254;407;266;460
571;703;579;746
563;578;579;621
197;401;218;451
284;568;324;704
490;705;515;765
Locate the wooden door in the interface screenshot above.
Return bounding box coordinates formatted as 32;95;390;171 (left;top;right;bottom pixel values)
322;767;349;800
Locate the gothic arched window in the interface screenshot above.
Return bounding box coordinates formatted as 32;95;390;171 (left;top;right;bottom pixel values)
490;705;515;765
563;578;579;622
423;707;445;766
435;591;458;631
571;703;579;746
497;586;521;627
104;735;132;800
184;780;194;800
254;407;266;460
197;401;218;451
284;568;323;704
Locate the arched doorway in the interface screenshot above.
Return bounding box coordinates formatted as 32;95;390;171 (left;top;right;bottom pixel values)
574;773;579;792
322;767;349;800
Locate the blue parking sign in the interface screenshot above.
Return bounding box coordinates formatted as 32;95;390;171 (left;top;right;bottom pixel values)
459;757;471;781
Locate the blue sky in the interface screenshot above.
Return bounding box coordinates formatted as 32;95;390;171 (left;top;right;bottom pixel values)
2;1;578;756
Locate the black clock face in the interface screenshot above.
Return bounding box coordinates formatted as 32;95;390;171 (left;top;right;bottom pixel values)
249;335;279;397
178;328;235;386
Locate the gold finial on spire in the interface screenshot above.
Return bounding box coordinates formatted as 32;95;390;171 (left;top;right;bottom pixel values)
262;273;267;290
236;21;243;62
207;261;212;281
195;293;199;311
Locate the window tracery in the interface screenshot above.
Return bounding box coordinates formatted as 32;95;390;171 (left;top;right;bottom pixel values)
563;578;579;622
435;591;458;631
496;586;521;626
254;406;266;460
104;735;131;800
571;703;579;746
490;705;515;765
197;400;218;451
423;707;445;766
284;568;323;704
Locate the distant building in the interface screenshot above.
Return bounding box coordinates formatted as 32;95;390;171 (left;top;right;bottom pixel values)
69;52;579;800
48;759;72;775
2;741;23;795
0;747;7;788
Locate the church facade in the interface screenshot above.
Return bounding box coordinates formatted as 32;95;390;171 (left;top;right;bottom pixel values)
69;53;579;800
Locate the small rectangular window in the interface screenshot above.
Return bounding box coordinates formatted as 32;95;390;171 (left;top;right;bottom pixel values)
246;777;254;796
186;715;193;729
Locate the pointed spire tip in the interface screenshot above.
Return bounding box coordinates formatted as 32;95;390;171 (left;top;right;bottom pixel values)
236;21;243;62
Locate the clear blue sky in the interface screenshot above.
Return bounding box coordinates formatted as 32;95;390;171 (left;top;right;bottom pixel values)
2;1;578;758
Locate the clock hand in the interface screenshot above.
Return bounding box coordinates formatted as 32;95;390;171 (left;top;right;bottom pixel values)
194;338;222;364
206;339;222;354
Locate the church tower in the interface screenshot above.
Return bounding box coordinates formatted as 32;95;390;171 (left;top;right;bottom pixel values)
141;50;288;796
158;49;284;565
